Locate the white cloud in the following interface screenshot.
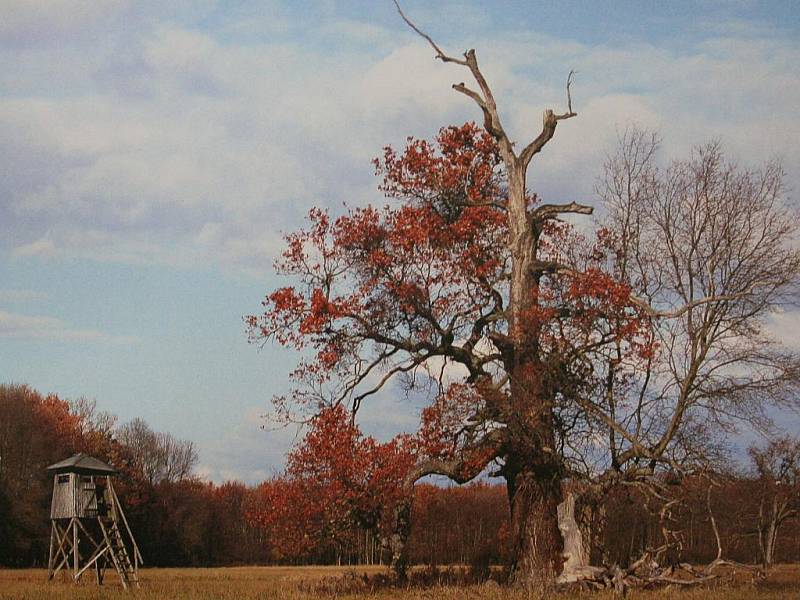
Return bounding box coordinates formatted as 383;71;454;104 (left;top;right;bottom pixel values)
318;19;393;46
196;405;300;484
1;8;798;281
0;309;138;343
766;310;800;350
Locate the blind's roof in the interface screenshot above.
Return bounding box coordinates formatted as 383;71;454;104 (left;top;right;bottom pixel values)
46;453;118;475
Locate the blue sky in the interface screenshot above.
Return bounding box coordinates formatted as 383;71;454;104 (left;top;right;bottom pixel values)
2;0;799;483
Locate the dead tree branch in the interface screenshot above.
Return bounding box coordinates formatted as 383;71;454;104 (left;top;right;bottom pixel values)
394;0;576;165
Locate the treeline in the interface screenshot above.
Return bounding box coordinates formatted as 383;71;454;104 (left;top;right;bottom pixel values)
0;383;505;568
1;384;798;569
0;384;272;567
585;476;800;568
248;477;800;569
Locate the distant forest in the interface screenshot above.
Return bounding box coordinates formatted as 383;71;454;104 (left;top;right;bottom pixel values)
1;383;797;569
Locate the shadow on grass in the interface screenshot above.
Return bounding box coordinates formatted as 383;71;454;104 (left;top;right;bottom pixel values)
299;563;509;595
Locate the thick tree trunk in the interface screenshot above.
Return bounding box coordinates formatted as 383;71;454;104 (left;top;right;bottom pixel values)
503;162;566;589
502;362;565;589
505;451;564;589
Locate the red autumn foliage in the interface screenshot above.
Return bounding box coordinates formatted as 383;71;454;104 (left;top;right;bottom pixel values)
247;120;653;450
247;405;416;561
4;383;799;569
246;122;657;576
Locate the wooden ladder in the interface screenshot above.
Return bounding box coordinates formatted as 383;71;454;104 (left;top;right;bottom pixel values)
99;516;140;589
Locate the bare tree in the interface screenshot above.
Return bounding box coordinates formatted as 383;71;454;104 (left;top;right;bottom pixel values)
116;418;197;485
70;397;117;438
595;130;800;474
552;129;800;588
749;437;800;567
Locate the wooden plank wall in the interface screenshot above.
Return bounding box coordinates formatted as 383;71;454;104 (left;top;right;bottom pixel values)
76;475;98;518
50;473;76;519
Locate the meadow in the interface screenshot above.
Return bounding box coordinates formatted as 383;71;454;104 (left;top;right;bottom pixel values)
1;565;798;600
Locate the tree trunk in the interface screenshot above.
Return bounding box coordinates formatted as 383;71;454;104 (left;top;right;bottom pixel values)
502;372;565;589
757;499;766;565
506;453;564;589
502;161;566;589
557;491;593;582
759;496;779;568
765;525;776;567
388;498;412;580
764;497;778;567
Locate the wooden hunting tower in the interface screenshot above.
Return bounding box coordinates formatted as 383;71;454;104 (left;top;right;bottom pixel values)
46;453;143;589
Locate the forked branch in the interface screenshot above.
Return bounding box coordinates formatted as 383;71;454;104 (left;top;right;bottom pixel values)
403;427;507;491
394;0;576;162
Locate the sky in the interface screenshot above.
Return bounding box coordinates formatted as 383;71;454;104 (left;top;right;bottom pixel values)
1;0;800;484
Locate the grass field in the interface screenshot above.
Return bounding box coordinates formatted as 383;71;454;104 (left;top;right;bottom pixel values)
1;565;798;599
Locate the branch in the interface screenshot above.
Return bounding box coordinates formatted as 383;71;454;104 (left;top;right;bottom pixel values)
706;480;723;562
451;82;505;139
533;201;594;222
338;347;401;406
519;71;578;167
629;284;765;319
394;1;511;149
565;69;576;115
451;82;484;105
393;0;468;66
349;355;428;414
572;393;657;465
386;426;505;579
402;428;506;492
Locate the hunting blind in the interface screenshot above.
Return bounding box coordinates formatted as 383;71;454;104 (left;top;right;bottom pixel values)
46;453;142;589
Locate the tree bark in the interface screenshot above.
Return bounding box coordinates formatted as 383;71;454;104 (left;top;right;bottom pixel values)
764;496;779;567
557;491;591;580
758;496;780;568
503;153;566;589
503;360;564;589
388;498;412;580
506;456;564;589
501;129;583;587
502;364;566;589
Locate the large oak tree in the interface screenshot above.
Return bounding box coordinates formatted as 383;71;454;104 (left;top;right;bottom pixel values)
247;118;652;586
248;6;800;588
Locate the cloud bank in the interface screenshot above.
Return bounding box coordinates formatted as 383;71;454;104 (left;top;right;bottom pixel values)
2;4;797;279
0;309;138;343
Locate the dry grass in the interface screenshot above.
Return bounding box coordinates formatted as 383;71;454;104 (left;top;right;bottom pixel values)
0;564;798;599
